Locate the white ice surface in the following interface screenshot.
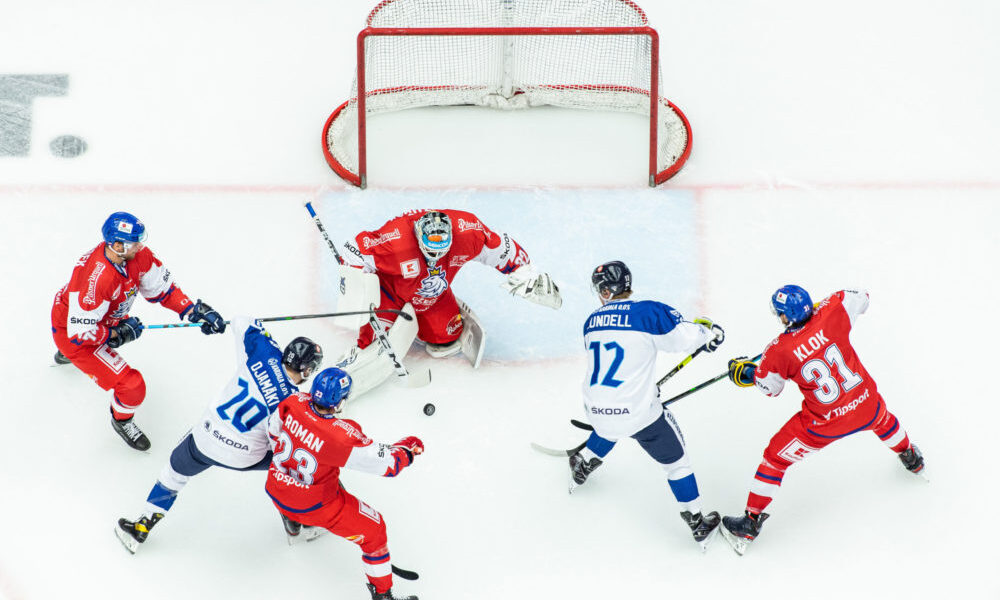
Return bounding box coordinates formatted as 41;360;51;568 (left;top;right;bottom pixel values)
1;1;999;600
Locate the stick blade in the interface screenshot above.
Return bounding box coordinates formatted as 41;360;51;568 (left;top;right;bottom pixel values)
391;565;419;580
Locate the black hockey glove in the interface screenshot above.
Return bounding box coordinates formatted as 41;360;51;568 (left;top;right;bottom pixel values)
186;300;226;335
693;317;725;352
728;356;757;388
108;317;144;349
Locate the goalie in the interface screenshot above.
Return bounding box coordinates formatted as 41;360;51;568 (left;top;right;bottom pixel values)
334;209;561;397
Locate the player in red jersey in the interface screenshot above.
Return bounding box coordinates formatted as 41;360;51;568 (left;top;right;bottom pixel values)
720;285;925;555
51;212;226;450
336;209;561;396
266;367;423;600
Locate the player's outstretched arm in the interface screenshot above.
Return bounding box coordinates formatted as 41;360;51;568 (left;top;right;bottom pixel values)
500;263;562;309
343;435;424;478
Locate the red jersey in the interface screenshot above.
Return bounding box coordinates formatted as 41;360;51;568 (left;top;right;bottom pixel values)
51;244;192;346
340;209;530;313
754;290;877;430
265;393;411;512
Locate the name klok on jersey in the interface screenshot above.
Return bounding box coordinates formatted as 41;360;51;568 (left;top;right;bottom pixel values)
792;329;830;362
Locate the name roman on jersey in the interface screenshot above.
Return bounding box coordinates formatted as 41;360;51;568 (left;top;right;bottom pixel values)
792;329;830;362
251;358;285;410
591;406;631;415
283;414;325;454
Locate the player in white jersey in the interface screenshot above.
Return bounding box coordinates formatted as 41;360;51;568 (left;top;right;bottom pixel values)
114;316;324;553
570;261;726;550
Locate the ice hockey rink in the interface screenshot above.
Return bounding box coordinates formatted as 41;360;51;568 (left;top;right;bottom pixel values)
2;1;999;599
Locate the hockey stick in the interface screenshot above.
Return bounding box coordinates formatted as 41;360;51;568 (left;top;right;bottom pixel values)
530;440;587;457
144;309;413;330
369;307;432;388
391;565;419;581
304;200;345;265
570;351;765;432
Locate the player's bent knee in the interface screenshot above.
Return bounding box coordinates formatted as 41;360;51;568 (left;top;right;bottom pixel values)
114;369;146;409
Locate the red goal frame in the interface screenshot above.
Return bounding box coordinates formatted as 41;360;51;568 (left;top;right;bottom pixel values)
322;26;692;188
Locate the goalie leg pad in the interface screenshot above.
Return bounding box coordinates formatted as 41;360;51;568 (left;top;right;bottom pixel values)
336;303;418;399
457;298;487;369
336;265;380;329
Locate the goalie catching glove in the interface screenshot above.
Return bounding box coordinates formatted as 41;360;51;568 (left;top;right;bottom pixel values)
728;356;758;387
500;264;562;309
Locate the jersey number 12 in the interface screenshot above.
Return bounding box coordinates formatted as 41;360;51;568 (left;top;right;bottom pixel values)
589;341;625;388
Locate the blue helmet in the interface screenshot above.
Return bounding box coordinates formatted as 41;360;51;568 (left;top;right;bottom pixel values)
771;285;813;329
102;212;147;246
309;367;352;417
591;260;632;297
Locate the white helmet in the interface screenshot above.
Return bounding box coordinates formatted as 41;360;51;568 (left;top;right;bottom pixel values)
414;211;452;264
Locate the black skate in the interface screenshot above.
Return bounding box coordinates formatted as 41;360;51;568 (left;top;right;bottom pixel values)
899;444;924;473
110;409;151;451
367;583;418;600
720;511;769;556
115;513;163;554
568;452;603;494
53;351;71;365
681;510;722;552
281;513;325;544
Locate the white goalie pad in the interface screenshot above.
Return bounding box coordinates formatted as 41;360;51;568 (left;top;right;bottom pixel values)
336;265;380;328
457;298;487;369
334;303;421;399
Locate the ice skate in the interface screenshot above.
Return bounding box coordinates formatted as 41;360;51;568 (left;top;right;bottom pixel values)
568;452;603;494
115;513;163;554
423;339;462;358
367;583;418;600
53;351;71;365
681;510;721;552
898;444;928;481
110;409;151;451
720;511;769;556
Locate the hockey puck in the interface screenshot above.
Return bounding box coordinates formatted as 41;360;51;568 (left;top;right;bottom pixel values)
423;403;436;416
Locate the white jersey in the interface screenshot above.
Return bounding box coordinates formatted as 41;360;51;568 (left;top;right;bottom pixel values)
581;299;713;440
191;316;298;468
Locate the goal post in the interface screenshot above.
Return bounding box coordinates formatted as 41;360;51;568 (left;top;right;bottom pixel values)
323;0;692;188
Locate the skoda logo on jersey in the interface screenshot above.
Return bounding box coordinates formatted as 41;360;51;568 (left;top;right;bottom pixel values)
416;265;449;298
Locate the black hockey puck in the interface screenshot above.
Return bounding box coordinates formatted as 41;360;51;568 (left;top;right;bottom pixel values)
423;403;436;416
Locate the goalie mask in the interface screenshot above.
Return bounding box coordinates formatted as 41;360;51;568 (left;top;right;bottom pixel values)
415;211;452;264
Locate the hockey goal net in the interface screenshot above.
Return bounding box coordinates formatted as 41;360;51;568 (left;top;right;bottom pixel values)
323;0;692;188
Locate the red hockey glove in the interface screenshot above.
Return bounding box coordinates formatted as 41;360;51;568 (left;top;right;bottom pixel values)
391;436;424;457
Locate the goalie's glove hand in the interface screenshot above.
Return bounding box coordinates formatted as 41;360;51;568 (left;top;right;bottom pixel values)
500;264;562;309
108;317;144;349
185;299;226;335
728;356;758;387
693;317;725;352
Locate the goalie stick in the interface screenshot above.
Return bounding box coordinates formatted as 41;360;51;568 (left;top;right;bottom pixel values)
368;306;431;388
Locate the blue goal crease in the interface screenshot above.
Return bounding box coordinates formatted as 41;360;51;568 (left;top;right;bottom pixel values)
315;188;699;361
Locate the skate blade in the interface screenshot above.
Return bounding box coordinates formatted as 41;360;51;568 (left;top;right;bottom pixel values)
303;526;327;542
568;480;580;495
114;526;139;554
697;526;721;553
719;527;749;556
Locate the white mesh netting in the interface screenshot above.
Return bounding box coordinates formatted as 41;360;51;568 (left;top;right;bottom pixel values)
325;0;690;184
